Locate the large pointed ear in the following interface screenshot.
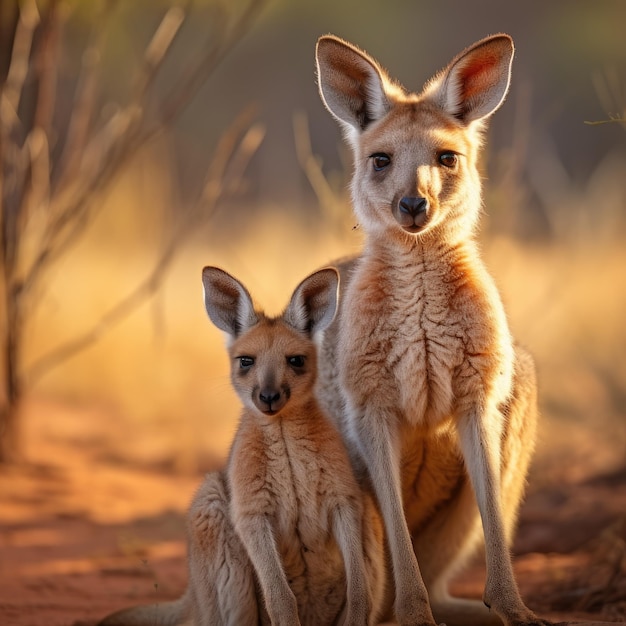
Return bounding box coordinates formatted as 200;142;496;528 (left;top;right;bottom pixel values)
316;35;391;136
201;266;258;339
427;34;514;124
284;268;339;336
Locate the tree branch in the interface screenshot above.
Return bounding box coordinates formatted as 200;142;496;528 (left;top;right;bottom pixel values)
55;0;120;190
25;110;265;387
157;0;265;130
21;0;267;302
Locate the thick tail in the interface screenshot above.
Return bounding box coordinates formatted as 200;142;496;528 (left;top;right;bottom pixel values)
98;595;188;626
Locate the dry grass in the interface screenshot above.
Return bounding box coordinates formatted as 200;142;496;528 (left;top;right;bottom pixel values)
15;145;626;478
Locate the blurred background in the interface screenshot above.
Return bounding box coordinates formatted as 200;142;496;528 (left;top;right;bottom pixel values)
0;0;623;503
1;1;625;623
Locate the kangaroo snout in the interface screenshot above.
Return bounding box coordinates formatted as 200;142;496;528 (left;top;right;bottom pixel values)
396;196;429;231
257;387;287;415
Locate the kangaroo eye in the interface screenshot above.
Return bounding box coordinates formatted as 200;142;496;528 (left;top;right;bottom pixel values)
370;153;391;171
287;355;305;368
238;356;255;369
438;152;458;168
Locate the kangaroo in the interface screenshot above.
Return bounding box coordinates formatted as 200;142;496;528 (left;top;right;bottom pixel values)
100;266;385;626
315;35;549;626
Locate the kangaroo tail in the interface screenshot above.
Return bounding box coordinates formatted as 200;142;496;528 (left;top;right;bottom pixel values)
98;595;188;626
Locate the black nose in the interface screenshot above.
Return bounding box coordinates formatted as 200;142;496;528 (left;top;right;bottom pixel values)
259;389;281;406
399;196;428;217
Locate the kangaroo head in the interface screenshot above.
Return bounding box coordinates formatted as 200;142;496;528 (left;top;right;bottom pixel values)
316;34;513;244
202;267;339;417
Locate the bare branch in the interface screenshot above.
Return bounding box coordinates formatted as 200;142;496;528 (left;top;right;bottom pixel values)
25;111;264;386
32;0;63;136
135;5;186;102
1;0;40;283
222;122;265;198
22;127;51;233
584;115;626;126
20;107;142;298
22;0;267;300
292;111;350;233
56;1;120;189
158;0;265;130
25;239;179;387
293;111;339;210
0;0;40;133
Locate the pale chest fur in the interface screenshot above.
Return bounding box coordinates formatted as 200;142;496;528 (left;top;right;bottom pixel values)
339;243;514;427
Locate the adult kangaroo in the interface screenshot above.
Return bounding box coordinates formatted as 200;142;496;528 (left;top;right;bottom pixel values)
315;34;549;626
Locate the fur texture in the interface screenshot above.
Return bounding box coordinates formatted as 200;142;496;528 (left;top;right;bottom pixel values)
99;267;385;626
315;34;548;626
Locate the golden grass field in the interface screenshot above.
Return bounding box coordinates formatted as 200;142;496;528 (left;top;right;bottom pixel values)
20;143;626;477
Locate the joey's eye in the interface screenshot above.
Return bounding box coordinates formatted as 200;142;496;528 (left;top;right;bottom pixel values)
438;152;458;168
370;153;391;171
287;355;305;368
238;356;255;369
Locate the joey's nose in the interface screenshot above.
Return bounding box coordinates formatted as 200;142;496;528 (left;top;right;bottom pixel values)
259;389;281;405
258;388;283;413
399;196;428;217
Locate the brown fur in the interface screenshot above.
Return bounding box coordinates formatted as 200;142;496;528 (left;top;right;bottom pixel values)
205;266;385;626
99;267;385;626
316;35;549;626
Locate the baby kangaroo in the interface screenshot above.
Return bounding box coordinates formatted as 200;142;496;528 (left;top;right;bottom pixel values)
201;266;385;625
315;35;550;626
99;267;384;625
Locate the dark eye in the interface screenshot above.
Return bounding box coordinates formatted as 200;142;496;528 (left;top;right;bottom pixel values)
238;356;255;369
438;152;458;168
370;152;391;171
287;355;305;368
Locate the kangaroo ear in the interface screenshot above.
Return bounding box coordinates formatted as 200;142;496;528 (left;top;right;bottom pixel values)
427;34;514;124
284;268;339;336
316;35;391;137
202;267;258;338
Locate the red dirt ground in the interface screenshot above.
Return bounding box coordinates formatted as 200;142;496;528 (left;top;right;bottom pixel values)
1;399;625;626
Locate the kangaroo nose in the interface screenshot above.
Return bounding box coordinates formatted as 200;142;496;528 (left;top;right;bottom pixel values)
399;196;428;217
259;389;281;406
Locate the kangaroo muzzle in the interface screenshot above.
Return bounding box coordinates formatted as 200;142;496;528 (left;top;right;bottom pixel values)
396;196;429;232
256;387;287;415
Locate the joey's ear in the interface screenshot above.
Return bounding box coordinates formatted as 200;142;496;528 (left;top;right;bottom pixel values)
201;267;258;338
284;268;339;336
427;34;514;124
316;35;391;136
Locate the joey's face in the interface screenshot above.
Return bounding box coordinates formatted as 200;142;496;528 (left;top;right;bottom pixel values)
229;320;317;418
351;102;482;239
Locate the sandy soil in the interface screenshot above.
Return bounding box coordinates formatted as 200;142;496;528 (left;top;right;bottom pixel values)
1;399;625;626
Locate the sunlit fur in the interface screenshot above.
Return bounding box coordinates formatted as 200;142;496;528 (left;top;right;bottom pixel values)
99;267;385;626
316;34;550;626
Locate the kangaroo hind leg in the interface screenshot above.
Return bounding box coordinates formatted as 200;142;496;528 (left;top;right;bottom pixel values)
419;348;541;626
187;471;259;626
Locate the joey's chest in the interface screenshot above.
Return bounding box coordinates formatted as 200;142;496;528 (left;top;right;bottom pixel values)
260;426;329;536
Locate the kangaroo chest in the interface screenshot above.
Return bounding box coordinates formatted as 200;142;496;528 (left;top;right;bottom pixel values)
261;422;338;548
260;422;347;618
389;273;465;424
342;254;486;427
